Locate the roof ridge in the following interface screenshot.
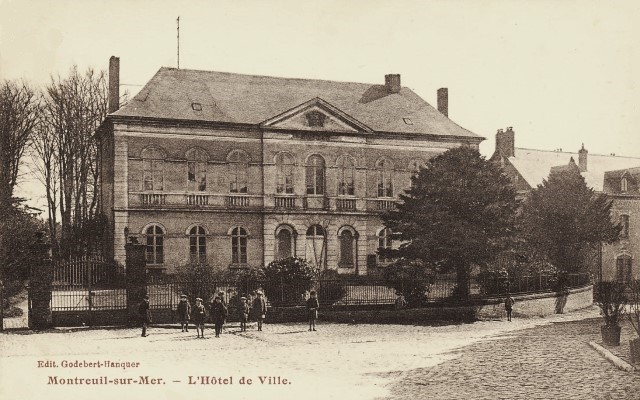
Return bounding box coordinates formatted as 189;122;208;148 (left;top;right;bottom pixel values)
515;147;640;159
158;67;390;88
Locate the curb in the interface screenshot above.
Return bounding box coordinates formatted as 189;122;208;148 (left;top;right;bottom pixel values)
588;341;636;373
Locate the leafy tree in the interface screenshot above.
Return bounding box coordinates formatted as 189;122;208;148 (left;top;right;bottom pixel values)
520;165;619;273
382;259;434;307
263;257;319;305
382;146;519;299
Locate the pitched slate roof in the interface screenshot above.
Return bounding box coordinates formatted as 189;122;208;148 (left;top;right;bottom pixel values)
603;166;640;194
113;67;481;139
508;148;640;191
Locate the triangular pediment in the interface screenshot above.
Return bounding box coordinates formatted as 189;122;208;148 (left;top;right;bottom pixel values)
261;97;373;133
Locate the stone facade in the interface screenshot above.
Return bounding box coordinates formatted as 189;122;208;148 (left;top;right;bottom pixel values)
99;66;482;274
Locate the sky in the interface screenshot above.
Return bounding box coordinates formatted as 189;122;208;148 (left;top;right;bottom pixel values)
1;0;639;212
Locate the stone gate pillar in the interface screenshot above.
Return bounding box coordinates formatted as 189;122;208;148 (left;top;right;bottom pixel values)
29;232;53;330
126;241;147;326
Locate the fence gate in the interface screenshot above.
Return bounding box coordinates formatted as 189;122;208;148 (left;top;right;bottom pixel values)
50;257;127;326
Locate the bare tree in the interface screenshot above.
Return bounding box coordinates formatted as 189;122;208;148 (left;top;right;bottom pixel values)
0;80;39;211
35;66;108;259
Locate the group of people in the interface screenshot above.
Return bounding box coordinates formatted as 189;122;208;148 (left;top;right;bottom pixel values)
138;289;269;338
138;289;321;337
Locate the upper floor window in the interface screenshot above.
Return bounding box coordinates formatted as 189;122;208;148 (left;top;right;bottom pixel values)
378;228;393;263
305;111;327;128
337;156;356;196
144;224;164;265
189;225;207;265
376;159;394;197
275;153;295;194
231;227;248;265
141;147;165;191
186;148;208;192
622;177;629;193
306;155;325;195
621;214;630;238
228;150;249;194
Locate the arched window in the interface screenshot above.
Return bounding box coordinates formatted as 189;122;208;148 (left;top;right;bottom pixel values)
228;150;249;193
189;226;207;264
377;159;393;197
306;155;325;195
617;255;632;284
276;153;295;194
141;148;164;191
231;227;248;265
621;214;630;238
144;224;164;265
186;148;208;192
339;228;357;268
337;156;355;196
305;224;326;267
378;228;393;263
275;225;296;260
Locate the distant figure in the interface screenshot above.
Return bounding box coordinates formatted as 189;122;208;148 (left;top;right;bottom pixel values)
505;294;515;322
138;295;151;337
177;294;191;332
210;296;228;338
395;292;407;310
218;290;227;307
306;290;319;331
193;298;207;338
239;296;250;332
252;290;267;331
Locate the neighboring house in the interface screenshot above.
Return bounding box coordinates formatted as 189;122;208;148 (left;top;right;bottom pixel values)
490;127;640;280
602;167;640;283
98;57;483;274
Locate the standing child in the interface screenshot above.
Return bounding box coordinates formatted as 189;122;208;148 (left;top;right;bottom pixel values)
239;296;250;332
252;290;267;331
306;290;319;331
177;294;191;332
210;296;228;338
395;292;407;310
505;294;515;322
138;295;151;337
193;298;206;338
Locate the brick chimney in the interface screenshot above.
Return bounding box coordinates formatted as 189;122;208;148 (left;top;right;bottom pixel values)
578;143;588;172
384;74;401;94
437;88;448;117
495;127;515;158
108;56;120;114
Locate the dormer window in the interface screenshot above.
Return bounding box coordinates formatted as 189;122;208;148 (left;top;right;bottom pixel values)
192;102;202;111
621;177;628;192
305;111;326;128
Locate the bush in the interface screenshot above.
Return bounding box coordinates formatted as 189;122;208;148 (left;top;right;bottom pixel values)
594;281;627;327
382;259;433;307
174;263;230;304
316;270;347;305
263;258;319;306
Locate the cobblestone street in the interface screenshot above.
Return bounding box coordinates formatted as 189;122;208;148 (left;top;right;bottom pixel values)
1;307;638;400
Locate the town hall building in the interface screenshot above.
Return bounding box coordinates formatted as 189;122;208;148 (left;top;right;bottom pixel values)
99;57;483;274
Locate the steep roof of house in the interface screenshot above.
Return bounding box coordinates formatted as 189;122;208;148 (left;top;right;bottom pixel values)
508;148;640;191
603;166;640;193
113;67;481;139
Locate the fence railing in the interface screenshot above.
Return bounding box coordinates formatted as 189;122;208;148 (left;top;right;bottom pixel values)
143;272;592;310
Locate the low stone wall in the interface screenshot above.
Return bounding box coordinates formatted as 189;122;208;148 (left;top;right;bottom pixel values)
476;285;594;319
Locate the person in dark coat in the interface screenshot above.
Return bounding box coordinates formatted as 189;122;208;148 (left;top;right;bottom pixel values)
193;298;207;338
505;294;515;322
177;294;191;332
306;290;319;331
138;295;151;337
210;296;228;338
252;290;267;331
239;296;250;332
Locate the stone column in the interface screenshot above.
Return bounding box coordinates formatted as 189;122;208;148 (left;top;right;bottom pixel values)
126;242;147;326
29;233;53;330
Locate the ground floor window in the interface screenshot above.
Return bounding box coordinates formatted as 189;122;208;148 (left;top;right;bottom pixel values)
231;227;248;265
189;226;206;264
145;225;164;265
617;255;632;284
